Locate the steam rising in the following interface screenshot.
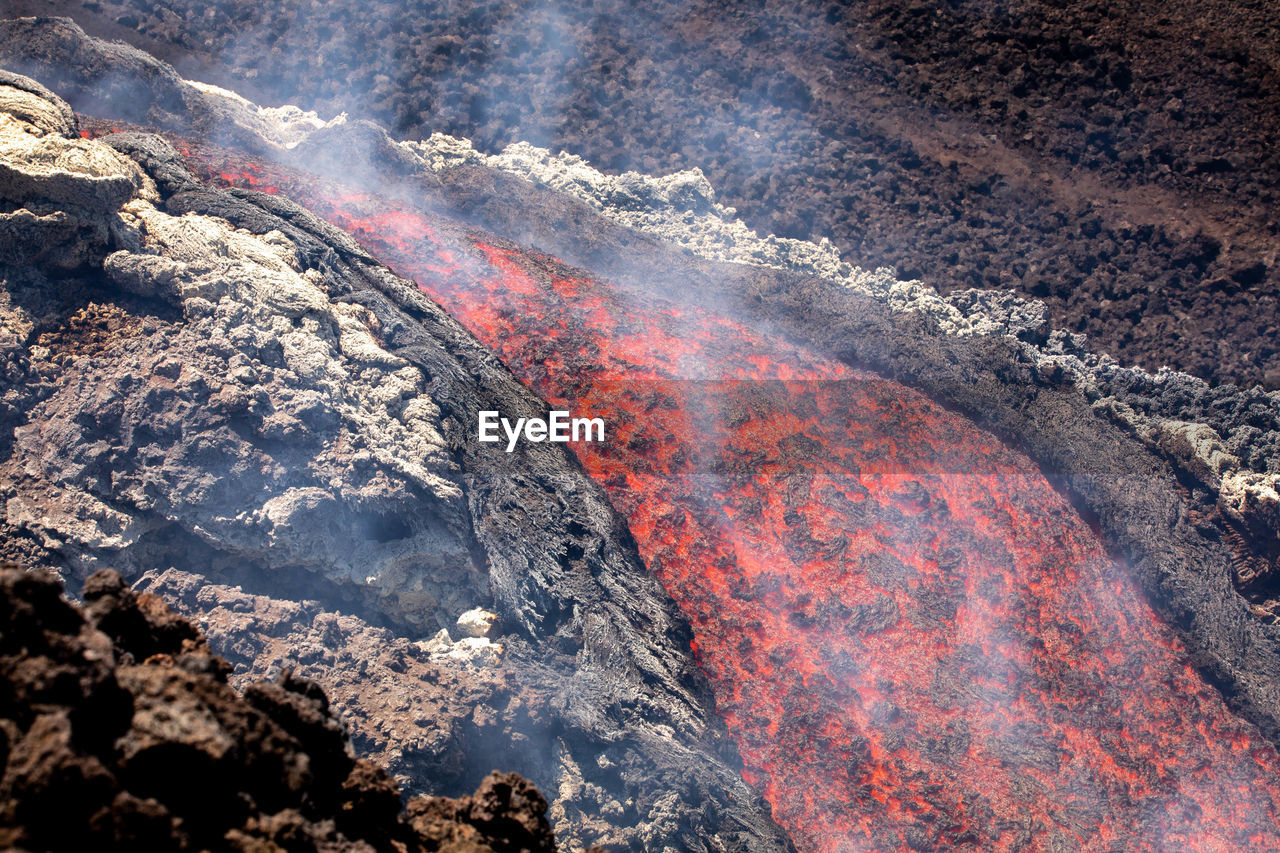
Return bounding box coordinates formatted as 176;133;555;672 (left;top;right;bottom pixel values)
9;15;1280;850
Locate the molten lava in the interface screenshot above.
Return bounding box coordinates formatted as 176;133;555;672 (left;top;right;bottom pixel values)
174;139;1280;850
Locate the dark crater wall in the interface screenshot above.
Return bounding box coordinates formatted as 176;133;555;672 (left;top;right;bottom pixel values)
9;0;1280;387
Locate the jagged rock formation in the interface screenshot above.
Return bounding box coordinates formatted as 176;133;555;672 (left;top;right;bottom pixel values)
132;566;509;794
2;65;483;633
0;564;556;852
0;70;792;851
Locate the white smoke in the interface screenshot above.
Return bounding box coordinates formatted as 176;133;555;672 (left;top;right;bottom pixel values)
84;62;1280;572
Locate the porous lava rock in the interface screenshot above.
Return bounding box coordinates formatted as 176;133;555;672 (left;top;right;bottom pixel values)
132;565;512;801
0;564;557;852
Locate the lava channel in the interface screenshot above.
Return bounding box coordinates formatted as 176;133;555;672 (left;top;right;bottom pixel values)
191;147;1280;852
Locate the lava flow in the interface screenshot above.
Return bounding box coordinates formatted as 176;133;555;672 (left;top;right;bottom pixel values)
193;148;1280;851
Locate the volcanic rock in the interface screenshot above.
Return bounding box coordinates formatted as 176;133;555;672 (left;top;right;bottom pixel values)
0;70;791;851
11;18;1272;574
113;56;1280;748
0;564;557;852
8;14;1280;852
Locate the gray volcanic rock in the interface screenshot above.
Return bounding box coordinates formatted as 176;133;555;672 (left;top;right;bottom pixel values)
3;99;483;634
134;565;511;796
0;16;333;157
0;72;791;851
0;69;147;272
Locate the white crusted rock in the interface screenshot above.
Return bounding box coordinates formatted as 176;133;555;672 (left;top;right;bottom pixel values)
456;607;497;638
1;102;484;633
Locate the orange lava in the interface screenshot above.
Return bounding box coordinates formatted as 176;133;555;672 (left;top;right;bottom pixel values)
192;150;1280;851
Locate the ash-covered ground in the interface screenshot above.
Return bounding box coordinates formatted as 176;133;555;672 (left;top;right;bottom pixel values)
10;0;1280;388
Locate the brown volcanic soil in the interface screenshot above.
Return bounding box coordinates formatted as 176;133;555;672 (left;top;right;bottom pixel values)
12;0;1280;388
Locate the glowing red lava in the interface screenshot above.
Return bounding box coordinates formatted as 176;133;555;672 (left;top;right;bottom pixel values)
194;150;1280;851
